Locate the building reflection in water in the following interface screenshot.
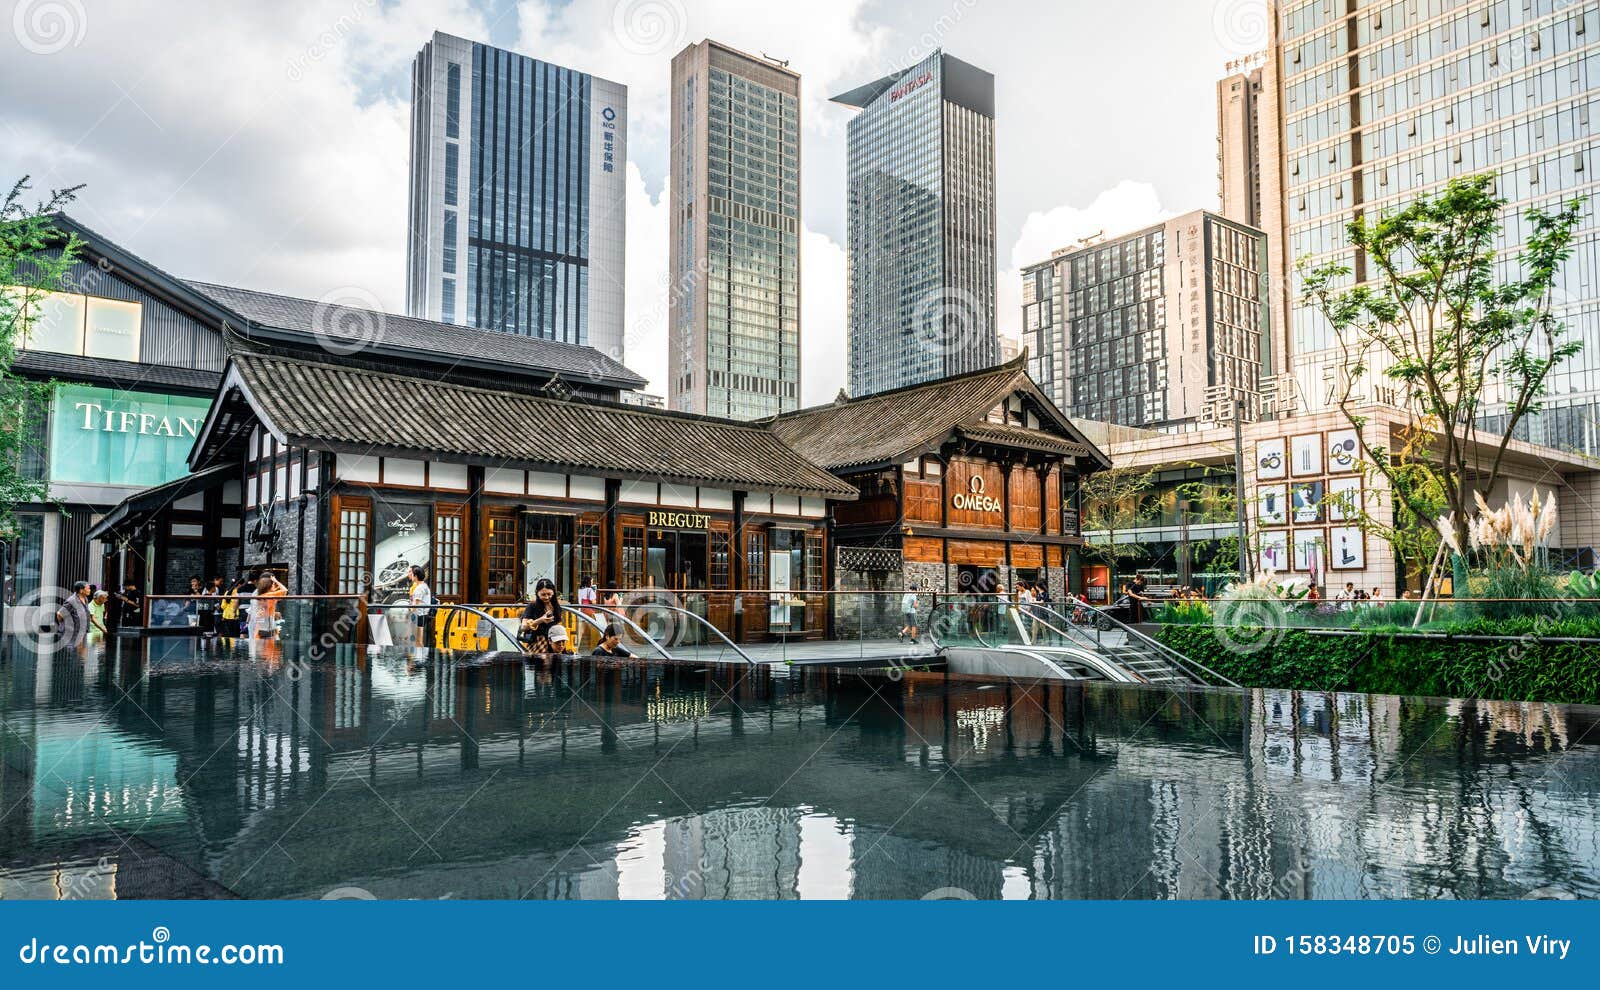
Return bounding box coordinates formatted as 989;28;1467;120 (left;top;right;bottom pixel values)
1;636;1598;900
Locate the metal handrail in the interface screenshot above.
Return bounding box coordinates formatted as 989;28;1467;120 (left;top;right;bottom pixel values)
924;600;1002;650
1057;601;1240;689
608;601;757;665
367;602;522;653
576;604;675;661
1014;602;1109;653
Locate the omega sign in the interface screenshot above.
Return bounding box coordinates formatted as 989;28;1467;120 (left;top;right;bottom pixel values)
890;71;933;102
951;475;1001;514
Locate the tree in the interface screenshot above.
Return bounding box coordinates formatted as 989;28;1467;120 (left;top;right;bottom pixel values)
1079;461;1158;583
1301;173;1585;561
0;177;84;539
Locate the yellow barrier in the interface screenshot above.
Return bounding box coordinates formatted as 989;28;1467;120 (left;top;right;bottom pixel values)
432;606;584;654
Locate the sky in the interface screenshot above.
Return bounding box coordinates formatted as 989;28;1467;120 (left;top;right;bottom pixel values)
1;0;1269;403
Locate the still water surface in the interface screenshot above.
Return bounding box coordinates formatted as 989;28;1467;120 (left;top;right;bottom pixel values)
1;636;1596;899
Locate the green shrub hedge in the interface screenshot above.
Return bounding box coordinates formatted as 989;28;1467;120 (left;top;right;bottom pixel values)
1159;625;1600;705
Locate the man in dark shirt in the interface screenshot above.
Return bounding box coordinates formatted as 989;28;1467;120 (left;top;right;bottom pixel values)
55;581;92;647
114;582;143;629
591;624;633;658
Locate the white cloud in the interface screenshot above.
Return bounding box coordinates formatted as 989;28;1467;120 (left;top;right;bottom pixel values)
997;180;1175;338
620;160;669;396
513;0;885;153
799;227;847;405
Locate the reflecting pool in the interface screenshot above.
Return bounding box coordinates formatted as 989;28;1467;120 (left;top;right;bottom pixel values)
1;636;1597;899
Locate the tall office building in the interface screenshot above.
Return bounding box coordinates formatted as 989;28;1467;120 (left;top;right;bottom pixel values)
406;32;627;360
833;50;999;397
668;40;801;419
1218;58;1291;380
1020;210;1271;430
1218;64;1268;228
1261;0;1600;451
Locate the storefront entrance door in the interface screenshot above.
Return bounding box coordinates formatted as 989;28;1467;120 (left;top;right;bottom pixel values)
524;540;557;599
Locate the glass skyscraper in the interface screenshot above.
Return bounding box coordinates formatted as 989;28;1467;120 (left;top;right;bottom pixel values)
406;32;627;360
833;50;999;397
1272;0;1600;452
668;40;801;420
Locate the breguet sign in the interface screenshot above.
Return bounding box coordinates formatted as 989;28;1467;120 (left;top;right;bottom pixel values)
649;510;709;530
49;383;212;488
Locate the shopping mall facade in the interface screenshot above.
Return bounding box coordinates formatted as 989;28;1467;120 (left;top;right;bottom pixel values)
31;222;1109;643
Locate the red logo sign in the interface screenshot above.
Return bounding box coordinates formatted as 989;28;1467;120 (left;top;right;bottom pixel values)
890;71;933;102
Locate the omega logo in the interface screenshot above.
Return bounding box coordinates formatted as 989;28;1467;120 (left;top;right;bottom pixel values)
951;475;1001;514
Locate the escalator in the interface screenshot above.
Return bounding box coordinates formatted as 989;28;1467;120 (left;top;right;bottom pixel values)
924;600;1236;689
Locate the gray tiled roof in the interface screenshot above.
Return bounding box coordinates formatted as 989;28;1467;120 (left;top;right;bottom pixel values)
15;350;221;393
228;352;857;499
770;357;1108;471
187;281;647;389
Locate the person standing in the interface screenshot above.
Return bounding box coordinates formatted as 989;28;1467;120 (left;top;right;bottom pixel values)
113;581;143;630
88;590;110;641
519;578;566;656
1128;574;1149;624
899;584;920;645
407;564;433;648
251;573;287;639
219;578;241;639
55;582;92;648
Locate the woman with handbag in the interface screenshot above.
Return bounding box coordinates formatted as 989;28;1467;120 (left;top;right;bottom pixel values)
518;577;567;657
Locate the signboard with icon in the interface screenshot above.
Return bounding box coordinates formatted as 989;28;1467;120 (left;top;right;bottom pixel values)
1258;530;1289;573
1327;429;1359;473
1330;526;1366;570
1293;530;1325;573
1256;484;1288;527
1291;434;1323;477
1326;476;1362;522
1291;481;1324;524
372;499;432;590
1255;438;1286;480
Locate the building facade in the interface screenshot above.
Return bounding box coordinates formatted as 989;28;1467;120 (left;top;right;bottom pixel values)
1263;0;1600;452
833;50;999;397
5;217;237;630
774;357;1108;636
406;32;627;360
1020;210;1271;431
1079;405;1599;598
1218;63;1269;229
668;40;801;420
174;348;1104;645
